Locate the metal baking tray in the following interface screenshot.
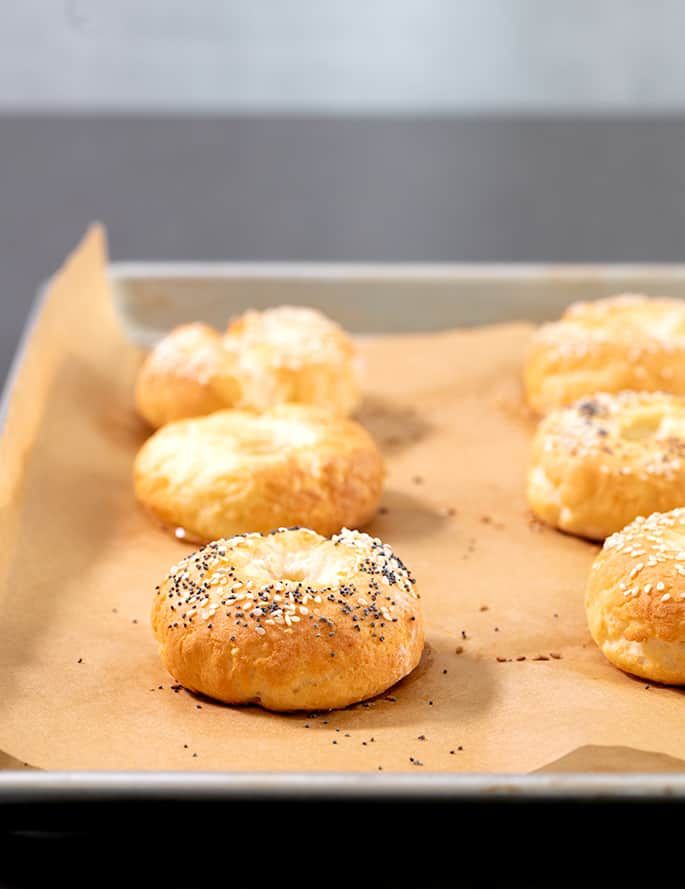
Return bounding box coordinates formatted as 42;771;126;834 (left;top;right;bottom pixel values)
4;260;685;811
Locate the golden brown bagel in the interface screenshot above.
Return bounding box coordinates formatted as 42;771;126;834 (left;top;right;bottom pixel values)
134;404;384;542
135;306;360;427
528;392;685;540
586;508;685;684
524;294;685;413
151;527;424;711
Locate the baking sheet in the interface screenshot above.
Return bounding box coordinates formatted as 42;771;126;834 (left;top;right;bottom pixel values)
1;226;685;775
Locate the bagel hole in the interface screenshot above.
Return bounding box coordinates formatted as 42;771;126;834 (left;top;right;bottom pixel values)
281;567;307;583
659;313;685;337
619;411;664;441
236;420;318;455
237;434;280;455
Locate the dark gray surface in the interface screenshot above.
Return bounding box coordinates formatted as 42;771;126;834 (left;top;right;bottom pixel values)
2;114;685;382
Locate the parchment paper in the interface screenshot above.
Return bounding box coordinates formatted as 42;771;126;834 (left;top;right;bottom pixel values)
1;226;684;774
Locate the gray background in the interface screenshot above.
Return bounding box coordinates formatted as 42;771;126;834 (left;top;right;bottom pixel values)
3;2;685;381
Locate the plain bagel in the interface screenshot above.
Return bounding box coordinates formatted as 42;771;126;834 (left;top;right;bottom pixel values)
133;404;385;542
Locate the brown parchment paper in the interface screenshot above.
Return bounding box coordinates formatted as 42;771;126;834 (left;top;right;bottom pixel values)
1;226;685;775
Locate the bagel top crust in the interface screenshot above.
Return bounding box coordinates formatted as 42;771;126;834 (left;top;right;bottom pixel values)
151;527;424;711
223;306;360;413
524;294;685;413
224;305;355;371
135;306;361;427
533;391;685;476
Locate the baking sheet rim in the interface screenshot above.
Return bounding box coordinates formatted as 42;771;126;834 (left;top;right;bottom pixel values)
4;771;685;801
3;261;685;802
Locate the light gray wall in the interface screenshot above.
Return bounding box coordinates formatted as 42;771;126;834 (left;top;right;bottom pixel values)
2;0;685;113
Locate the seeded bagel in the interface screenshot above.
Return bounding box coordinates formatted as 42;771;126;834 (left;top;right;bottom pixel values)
586;508;685;684
151;528;424;711
528;391;685;540
525;294;685;413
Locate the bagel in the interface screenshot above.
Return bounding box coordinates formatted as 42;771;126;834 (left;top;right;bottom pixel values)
133;404;384;542
524;294;685;413
586;508;685;684
151;527;424;710
528;392;685;540
135;306;361;427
